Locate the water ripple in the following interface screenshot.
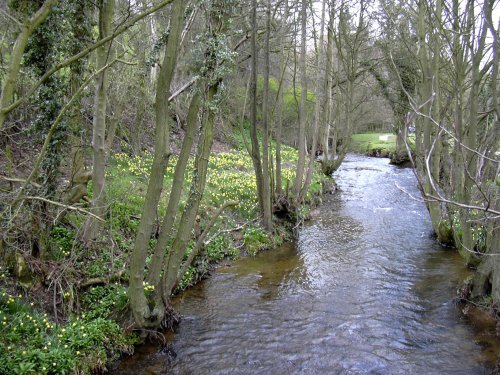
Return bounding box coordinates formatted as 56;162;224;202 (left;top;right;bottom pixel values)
112;155;496;375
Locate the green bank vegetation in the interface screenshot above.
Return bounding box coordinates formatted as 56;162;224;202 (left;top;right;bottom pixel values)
0;0;498;372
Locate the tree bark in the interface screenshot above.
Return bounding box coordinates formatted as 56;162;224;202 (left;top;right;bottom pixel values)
293;0;308;205
82;0;115;242
147;90;201;286
260;0;273;231
162;81;220;299
129;0;185;328
0;0;59;130
248;0;265;218
299;0;326;201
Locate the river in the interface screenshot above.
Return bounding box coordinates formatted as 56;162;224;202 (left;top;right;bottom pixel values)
113;154;499;374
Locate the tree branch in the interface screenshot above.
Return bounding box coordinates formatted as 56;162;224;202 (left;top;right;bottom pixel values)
1;0;175;118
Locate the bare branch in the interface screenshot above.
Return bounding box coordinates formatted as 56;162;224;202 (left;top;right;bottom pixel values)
23;196;105;222
0;0;175;118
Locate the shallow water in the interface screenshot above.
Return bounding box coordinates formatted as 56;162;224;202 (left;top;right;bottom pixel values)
113;154;499;375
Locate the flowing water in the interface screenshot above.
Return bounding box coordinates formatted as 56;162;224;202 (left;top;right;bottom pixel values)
113;155;499;375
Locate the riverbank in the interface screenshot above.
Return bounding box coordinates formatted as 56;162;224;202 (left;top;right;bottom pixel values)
0;136;327;374
112;154;500;374
349;133;396;157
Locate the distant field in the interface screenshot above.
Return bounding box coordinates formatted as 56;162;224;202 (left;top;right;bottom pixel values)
350;133;397;156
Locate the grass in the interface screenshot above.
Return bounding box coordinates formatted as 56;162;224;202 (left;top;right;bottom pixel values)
350;133;397;156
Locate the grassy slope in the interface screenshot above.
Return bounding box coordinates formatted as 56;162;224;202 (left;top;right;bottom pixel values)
349;133;397;156
0;134;327;374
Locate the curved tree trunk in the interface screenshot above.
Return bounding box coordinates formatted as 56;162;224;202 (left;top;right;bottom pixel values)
0;0;59;130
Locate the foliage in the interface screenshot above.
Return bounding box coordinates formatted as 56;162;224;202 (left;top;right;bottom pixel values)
175;266;197;293
243;227;271;256
80;284;129;320
50;226;74;260
0;289;136;375
206;234;239;261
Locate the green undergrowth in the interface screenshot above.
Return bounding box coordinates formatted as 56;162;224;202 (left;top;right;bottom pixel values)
0;285;137;375
1;131;328;374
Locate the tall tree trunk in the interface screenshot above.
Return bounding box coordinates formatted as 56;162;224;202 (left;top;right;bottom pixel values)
129;0;185;328
260;0;273;231
248;0;266;218
162;81;220;298
300;0;326;200
146;90;201;286
82;0;115;242
66;0;91;206
132;0;153;155
293;0;308;205
321;0;335;174
274;0;290;199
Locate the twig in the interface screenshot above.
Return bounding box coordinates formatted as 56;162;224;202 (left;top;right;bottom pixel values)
1;0;176;117
0;8;22;27
395;182;500;216
8;54;127;209
23;196;105;222
78;269;126;288
0;175;41;188
206;218;258;244
389;52;498;163
168;77;197;102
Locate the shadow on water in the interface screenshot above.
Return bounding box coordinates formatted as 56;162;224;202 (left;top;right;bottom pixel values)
112;154;499;375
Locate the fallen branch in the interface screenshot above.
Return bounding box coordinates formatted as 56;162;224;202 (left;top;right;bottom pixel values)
78;269;127;288
23;196;105;222
168;77;197;102
206;218;258;245
0;175;41;188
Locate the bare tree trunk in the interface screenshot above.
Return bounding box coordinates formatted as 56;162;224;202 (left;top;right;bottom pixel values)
248;0;266;219
82;0;115;243
146;90;201;286
300;0;326;200
321;0;335;173
129;0;185;328
260;0;273;231
274;0;289;199
162;81;220;298
293;0;308;205
66;0;91;206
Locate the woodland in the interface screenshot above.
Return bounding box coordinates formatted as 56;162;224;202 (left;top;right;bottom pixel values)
0;0;498;373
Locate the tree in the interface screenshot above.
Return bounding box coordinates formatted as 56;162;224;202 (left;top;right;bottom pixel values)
399;0;499;304
292;0;309;206
0;0;58;130
128;0;186;328
82;0;116;243
129;0;237;329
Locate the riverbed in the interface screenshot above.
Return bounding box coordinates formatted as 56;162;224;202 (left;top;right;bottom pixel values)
113;154;498;374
